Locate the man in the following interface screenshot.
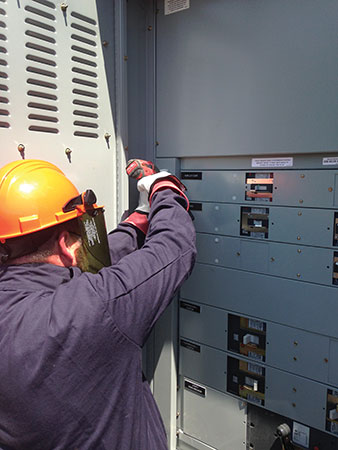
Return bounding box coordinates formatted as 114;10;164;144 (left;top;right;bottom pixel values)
0;158;196;450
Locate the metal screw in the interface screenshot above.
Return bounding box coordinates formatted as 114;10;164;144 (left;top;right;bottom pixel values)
104;132;111;140
18;144;25;153
292;402;296;407
298;211;302;216
124;55;128;61
324;358;329;363
297;249;301;253
299;199;303;204
270;257;275;262
296;273;301;278
329;187;333;192
293;356;297;361
237;252;241;256
102;40;109;47
294;341;298;346
65;148;72;156
155;141;160;146
60;2;68;11
176;412;180;419
147;25;153;31
293;387;297;392
297;236;301;240
300;174;305;178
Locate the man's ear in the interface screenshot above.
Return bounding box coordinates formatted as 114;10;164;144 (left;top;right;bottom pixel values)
57;231;81;267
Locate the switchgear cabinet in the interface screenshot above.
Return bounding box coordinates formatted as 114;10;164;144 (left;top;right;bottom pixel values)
1;1;338;450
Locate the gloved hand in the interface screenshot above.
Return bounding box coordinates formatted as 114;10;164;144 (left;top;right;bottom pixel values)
126;159;171;214
124;159;189;234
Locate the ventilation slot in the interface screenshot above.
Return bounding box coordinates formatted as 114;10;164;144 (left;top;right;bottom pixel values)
28;102;58;112
0;95;8;103
29;125;58;133
28;113;58;123
71;11;96;25
0;46;6;53
71;34;96;47
31;0;56;9
25;30;55;44
74;110;98;118
27;90;57;100
0;33;6;41
72;78;97;88
0;107;9;128
26;54;56;67
72;67;97;78
72;88;97;98
24;6;55;21
27;78;56;89
73;99;98;108
0;21;5;29
0;8;5;15
25;18;56;32
71;45;96;57
71;23;96;36
73;120;98;129
27;66;56;78
71;56;97;67
0;83;8;91
0;71;7;79
74;131;98;138
26;42;56;55
0;58;6;66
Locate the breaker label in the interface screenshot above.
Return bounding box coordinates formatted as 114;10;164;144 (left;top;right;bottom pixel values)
184;379;206;397
292;422;310;448
164;0;190;15
180;339;200;352
181;171;202;180
180;301;201;313
251;157;293;168
323;157;338;166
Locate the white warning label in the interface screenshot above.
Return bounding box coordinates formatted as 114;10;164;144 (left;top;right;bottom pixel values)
251;157;293;168
164;0;190;15
323;157;338;166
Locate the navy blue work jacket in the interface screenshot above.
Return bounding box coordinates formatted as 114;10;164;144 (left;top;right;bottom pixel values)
0;189;196;450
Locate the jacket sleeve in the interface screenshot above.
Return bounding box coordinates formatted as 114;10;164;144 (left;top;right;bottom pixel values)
107;222;146;265
88;188;196;347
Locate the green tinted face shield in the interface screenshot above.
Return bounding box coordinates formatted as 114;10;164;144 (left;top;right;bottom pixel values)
63;190;111;274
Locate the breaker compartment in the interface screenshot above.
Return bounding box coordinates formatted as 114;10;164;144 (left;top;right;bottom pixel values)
240;207;269;239
245;172;274;202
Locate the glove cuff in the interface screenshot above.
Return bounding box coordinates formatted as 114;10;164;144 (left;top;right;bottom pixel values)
149;175;189;210
123;211;149;234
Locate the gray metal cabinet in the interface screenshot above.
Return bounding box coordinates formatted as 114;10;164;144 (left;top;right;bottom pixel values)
266;324;330;383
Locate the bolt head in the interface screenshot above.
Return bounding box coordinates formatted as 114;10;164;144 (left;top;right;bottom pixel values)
17;144;25;152
61;3;68;11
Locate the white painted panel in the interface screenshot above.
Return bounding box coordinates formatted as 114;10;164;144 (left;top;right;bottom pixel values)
0;0;119;230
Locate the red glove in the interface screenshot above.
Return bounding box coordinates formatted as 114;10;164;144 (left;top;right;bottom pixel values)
126;159;160;180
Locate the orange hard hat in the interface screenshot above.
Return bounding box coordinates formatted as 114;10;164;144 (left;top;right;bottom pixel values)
0;159;98;241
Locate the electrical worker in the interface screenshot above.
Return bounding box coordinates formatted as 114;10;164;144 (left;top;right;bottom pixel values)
0;158;196;450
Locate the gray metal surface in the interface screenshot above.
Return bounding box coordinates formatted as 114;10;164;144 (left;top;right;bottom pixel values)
193;205;334;248
265;368;327;431
266;324;330;383
156;0;338;158
182;170;337;208
196;234;334;286
180;342;227;393
181;263;338;339
180;301;228;351
178;380;246;450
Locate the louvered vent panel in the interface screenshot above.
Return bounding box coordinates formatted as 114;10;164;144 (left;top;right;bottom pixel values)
25;0;58;134
71;10;99;138
0;2;9;128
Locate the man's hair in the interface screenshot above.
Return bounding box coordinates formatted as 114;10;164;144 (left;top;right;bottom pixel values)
0;219;81;265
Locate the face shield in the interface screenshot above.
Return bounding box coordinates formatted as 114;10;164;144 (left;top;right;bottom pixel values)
63;190;111;273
